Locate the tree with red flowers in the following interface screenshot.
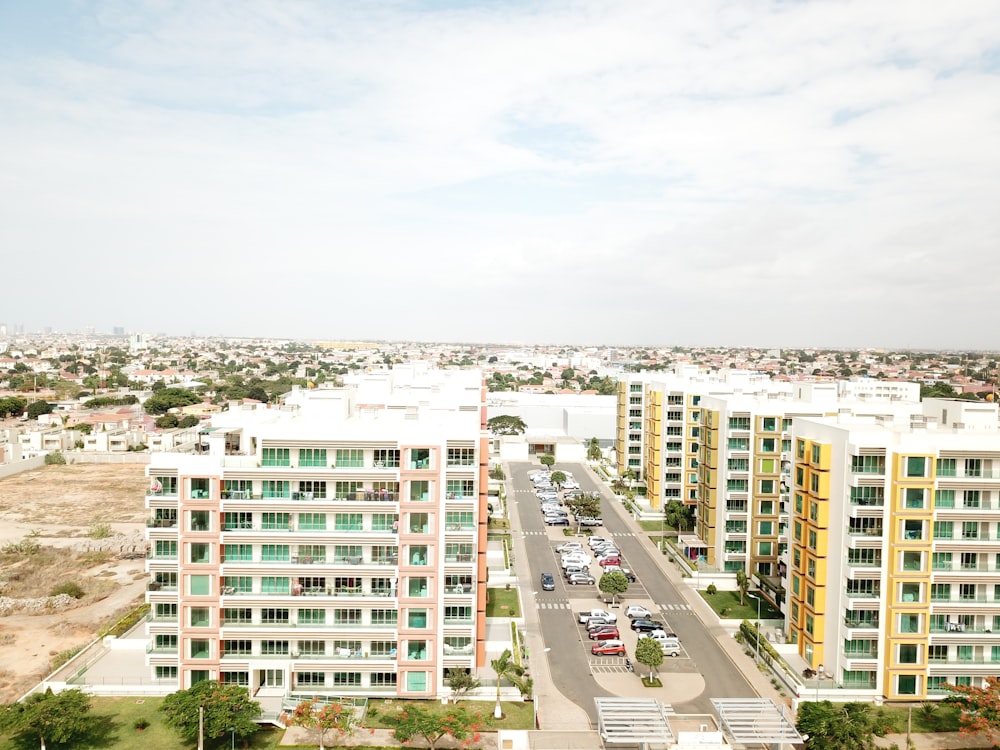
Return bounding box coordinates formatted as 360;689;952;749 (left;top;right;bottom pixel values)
384;704;485;750
948;675;1000;743
287;699;358;750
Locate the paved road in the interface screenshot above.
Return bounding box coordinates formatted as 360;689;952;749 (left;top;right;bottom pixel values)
510;461;758;716
509;462;613;724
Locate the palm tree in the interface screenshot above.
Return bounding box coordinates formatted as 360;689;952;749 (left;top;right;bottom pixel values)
735;570;749;606
586;437;602;462
490;648;525;719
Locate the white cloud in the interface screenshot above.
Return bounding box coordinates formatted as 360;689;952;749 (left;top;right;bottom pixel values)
0;0;998;346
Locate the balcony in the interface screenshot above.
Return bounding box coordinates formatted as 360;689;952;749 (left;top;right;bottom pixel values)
844;617;880;630
147;518;178;528
844;588;881;600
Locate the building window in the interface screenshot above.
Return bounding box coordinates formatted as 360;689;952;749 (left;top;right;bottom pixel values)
189;575;210;596
189;607;210;627
189;543;211;564
898;644;919;664
262;447;290;467
896;674;918;696
299;448;327;467
406;671;428;691
261;512;291;530
899;614;921;634
190;510;211;531
262;480;290;499
371;609;397;627
902;519;924;541
936;458;957;476
190;639;211;659
905;457;927;477
156;666;178;680
298;512;327;531
297;480;327;499
298;608;325;625
904;488;925;509
901;582;922;603
902;551;923;572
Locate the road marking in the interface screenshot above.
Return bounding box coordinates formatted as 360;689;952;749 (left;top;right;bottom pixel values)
537;601;570;610
659;603;692;611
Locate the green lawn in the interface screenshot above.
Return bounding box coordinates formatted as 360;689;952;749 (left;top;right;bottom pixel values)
366;699;533;730
638;520;669;532
486;587;521;617
487;517;510;530
699;590;781;620
0;696;297;750
875;703;962;733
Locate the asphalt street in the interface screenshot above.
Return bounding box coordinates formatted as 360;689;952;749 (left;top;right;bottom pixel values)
509;461;758;716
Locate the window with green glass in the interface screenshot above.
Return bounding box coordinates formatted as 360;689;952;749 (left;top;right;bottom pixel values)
934;521;953;539
728;437;749;450
223;576;252;594
262;480;289;499
406;671;428;691
334;481;362;499
189;575;210;595
904;488;925;509
299;448;327;467
371;609;397;626
261;512;290;530
446;480;474;498
761;417;777;432
298;608;325;625
261;576;290;594
905;456;926;477
261;544;289;562
372;513;398;532
155;540;177;558
728;417;750;430
335;513;363;531
189;607;210;627
298;512;326;530
336;449;364;468
935;489;955;508
223;544;252;562
262;447;290;467
190;639;211;659
936;458;957;476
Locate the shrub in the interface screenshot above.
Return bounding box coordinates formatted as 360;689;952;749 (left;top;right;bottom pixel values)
49;581;85;599
134;718;151;731
89;522;113;539
706;584;718;595
44;451;66;465
50;646;83;670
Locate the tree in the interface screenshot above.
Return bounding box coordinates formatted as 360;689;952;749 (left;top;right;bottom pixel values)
160;680;261;744
664;500;693;532
490;648;525;719
586;437;602;462
0;396;27;418
947;675;1000;742
538;454;555;468
486;415;527;435
735;570;750;606
920;382;959;399
0;687;94;750
565;492;601;521
795;700;891;750
445;668;480;702
287;699;358;750
634;636;664;681
550;470;567;486
384;704;485;750
142;387;201;415
155;414;179;429
178;415;200;428
599;571;629;606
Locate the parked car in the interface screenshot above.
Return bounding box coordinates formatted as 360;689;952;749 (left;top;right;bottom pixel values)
563;565;588;577
567;572;596;585
625;605;652;619
589;627;621;641
545;516;569;526
600;565;637;582
588;536;611;548
591;639;626;656
584;616;614;630
562;481;581;490
641;631;681;657
598;557;622;568
555;542;584;553
540;572;555;591
576;516;603;527
630;618;667;633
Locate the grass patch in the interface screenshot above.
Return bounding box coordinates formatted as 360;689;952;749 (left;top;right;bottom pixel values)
488;517;510;530
0;696;297;750
366;699;533;730
640;676;663;688
875;703;962;733
486;587;521;617
637;520;668;532
700;590;781;620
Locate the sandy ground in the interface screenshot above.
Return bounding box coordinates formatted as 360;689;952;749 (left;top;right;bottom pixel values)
0;463;150;702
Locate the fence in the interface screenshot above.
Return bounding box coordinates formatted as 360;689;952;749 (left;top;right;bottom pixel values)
0;454;46;480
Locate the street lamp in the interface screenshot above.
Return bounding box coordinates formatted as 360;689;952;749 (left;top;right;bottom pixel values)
754;593;762;664
229;726;235;750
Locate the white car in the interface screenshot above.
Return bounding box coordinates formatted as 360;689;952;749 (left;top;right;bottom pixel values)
562;481;581;490
588;536;611;549
556;542;584;553
625;605;652;620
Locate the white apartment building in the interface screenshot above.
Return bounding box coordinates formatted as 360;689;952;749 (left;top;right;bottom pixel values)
144;364;488;701
788;399;1000;700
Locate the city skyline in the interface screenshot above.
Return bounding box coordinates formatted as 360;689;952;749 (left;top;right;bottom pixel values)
2;1;998;347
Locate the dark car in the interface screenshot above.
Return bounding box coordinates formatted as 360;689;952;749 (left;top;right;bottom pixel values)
567;572;595;585
540;573;555;591
630;618;667;633
545;516;569;526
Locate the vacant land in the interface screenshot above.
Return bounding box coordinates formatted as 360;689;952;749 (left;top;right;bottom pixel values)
0;463;149;703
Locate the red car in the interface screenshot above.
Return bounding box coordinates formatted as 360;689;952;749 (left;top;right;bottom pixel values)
598;557;621;567
591;640;626;656
589;627;621;641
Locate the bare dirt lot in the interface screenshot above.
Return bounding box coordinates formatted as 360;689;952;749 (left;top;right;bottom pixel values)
0;463;150;702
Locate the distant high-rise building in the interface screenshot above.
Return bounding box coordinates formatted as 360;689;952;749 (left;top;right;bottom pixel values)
113;326;125;336
130;333;149;352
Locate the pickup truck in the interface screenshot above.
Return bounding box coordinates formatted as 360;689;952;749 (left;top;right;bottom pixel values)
577;608;618;625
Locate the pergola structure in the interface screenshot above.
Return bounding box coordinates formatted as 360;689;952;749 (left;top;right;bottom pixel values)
711;698;803;747
595;697;675;747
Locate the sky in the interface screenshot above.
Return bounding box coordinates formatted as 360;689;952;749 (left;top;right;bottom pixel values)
1;1;999;348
